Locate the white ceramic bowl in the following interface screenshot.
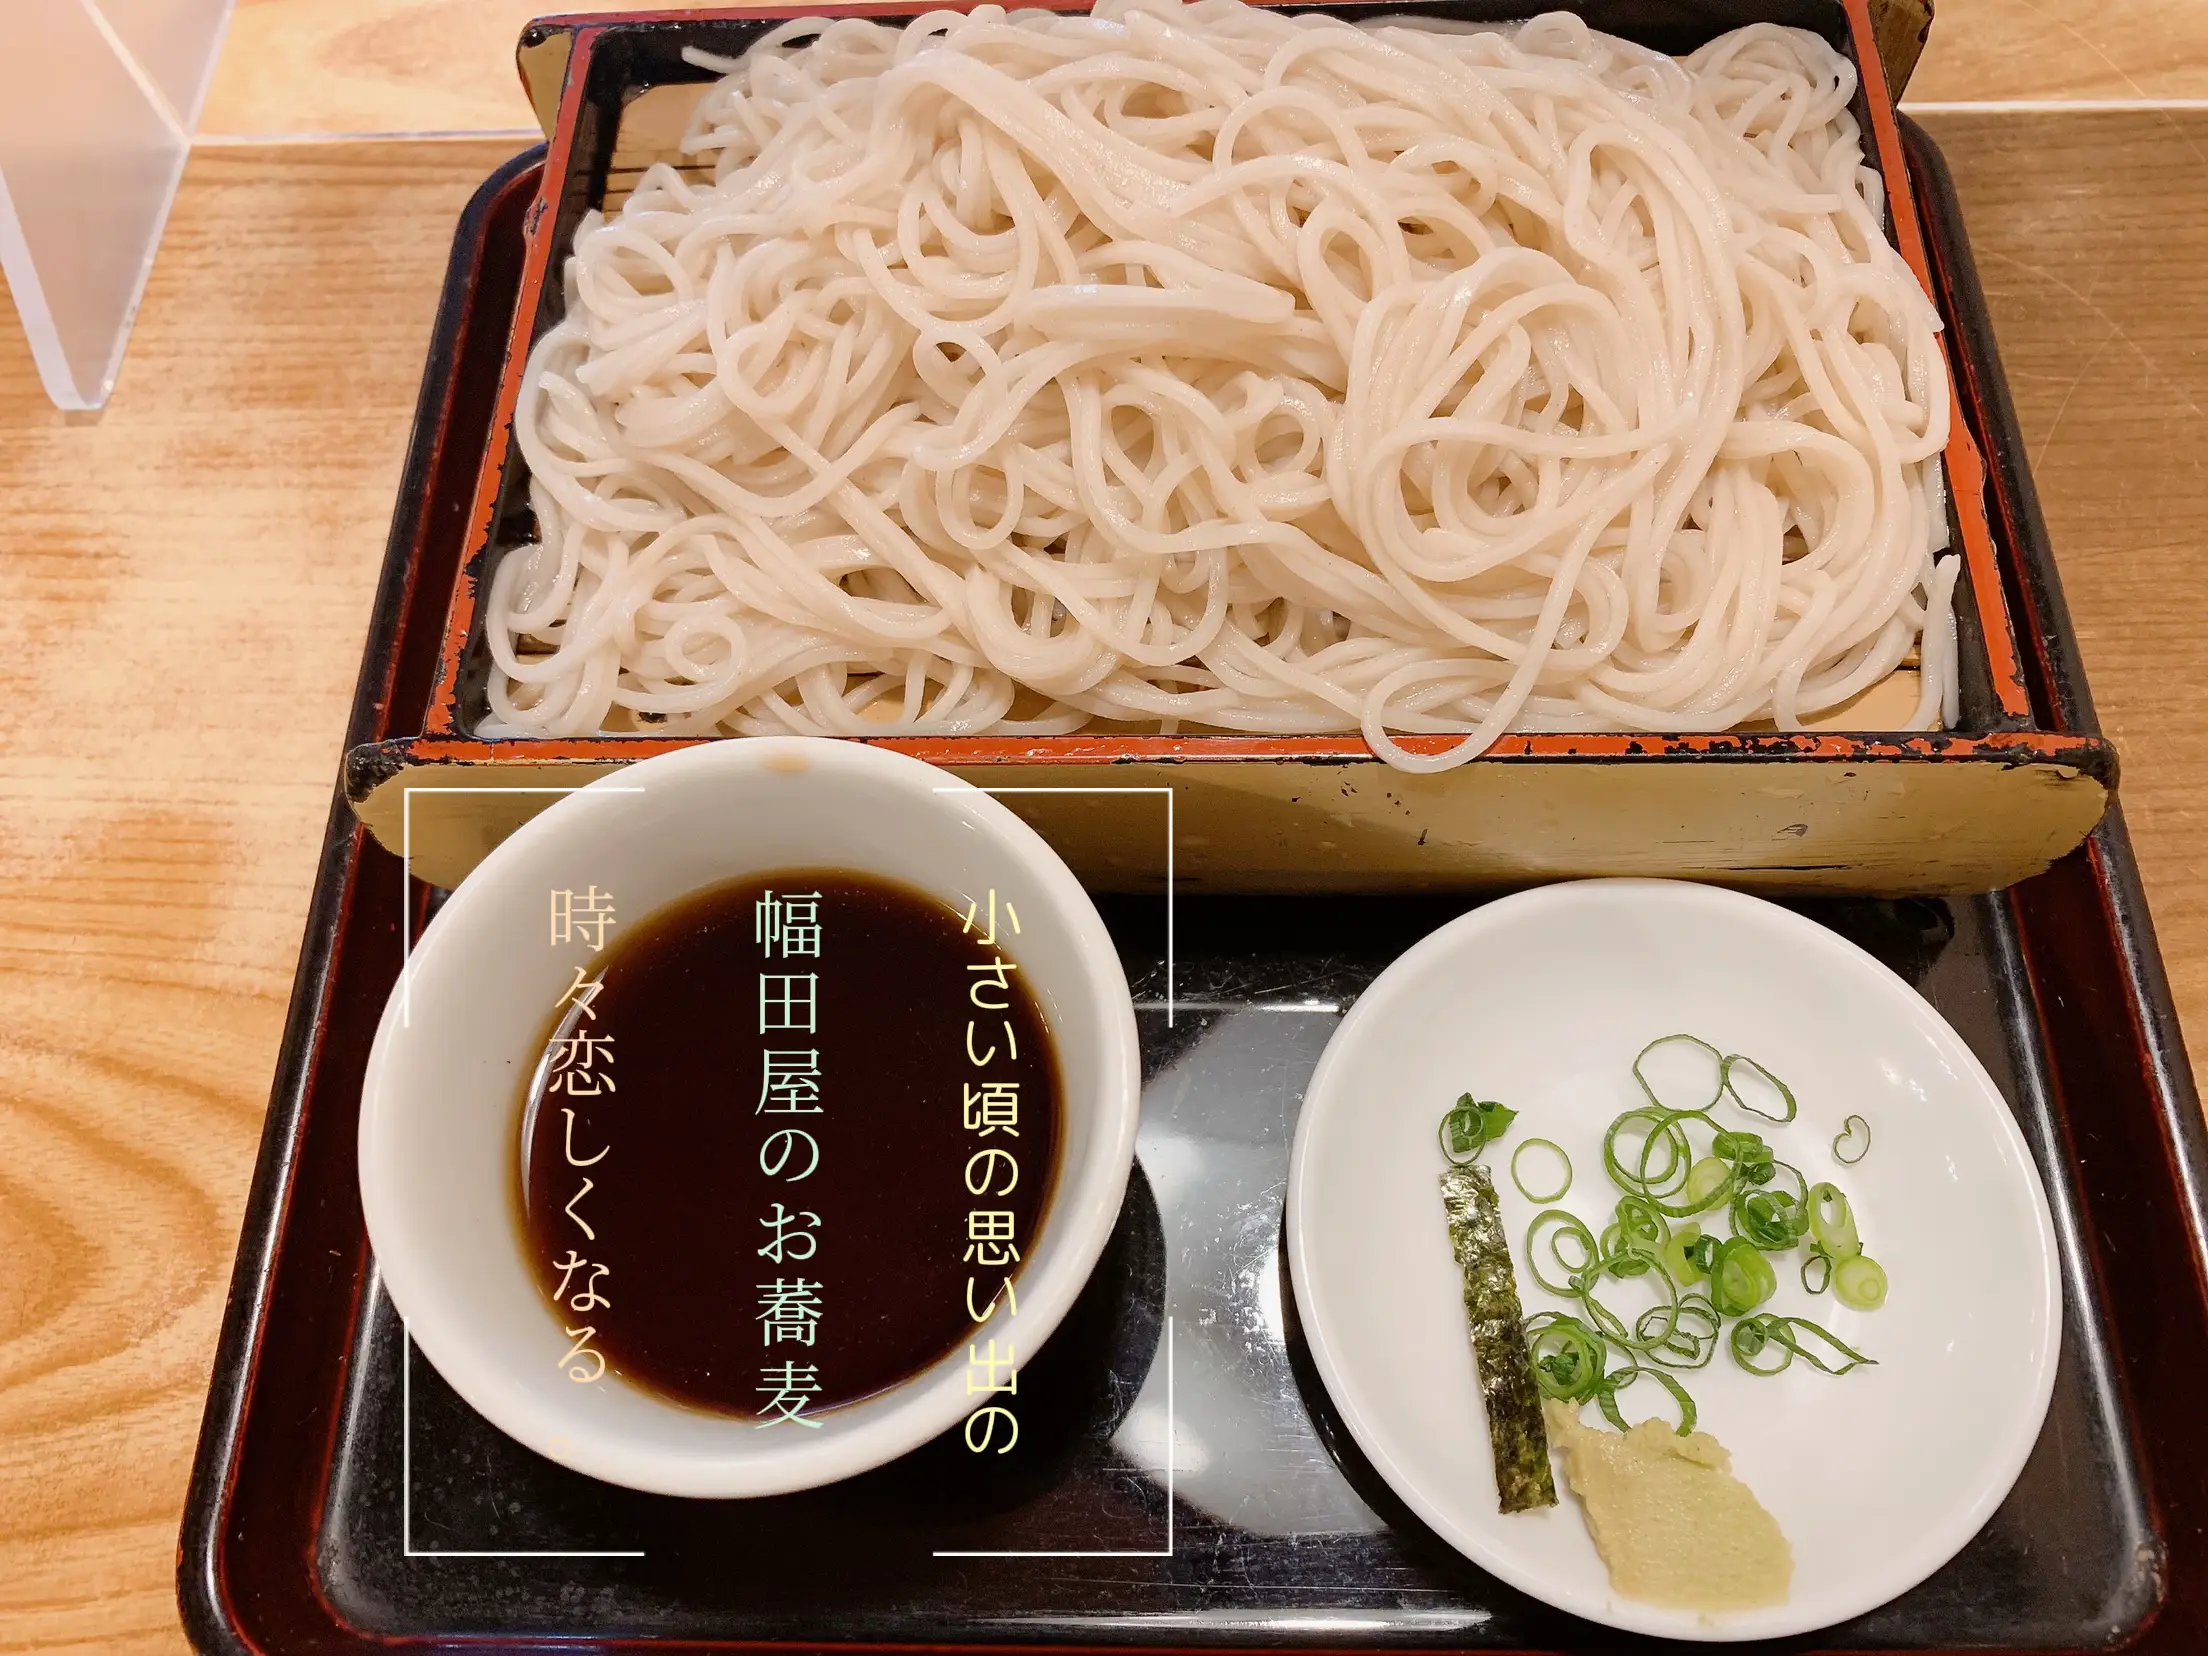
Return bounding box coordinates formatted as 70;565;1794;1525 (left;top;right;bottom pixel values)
1287;879;2061;1641
358;738;1141;1498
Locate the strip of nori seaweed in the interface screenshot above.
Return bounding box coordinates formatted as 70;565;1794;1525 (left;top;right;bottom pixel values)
1441;1162;1558;1513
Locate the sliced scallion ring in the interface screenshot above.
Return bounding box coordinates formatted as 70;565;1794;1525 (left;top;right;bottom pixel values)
1801;1249;1834;1295
1731;1185;1809;1251
1528;1210;1599;1296
1708;1237;1778;1316
1720;1051;1798;1124
1526;1312;1608;1403
1594;1362;1699;1436
1807;1181;1861;1259
1637;1293;1720;1370
1730;1313;1876;1376
1683;1154;1731;1209
1498;1035;1886;1444
1439;1096;1485;1164
1660;1221;1707;1286
1833;1252;1889;1311
1632;1032;1727;1115
1510;1138;1573;1204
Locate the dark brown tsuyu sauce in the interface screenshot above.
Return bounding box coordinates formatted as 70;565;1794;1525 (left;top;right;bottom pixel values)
518;869;1061;1419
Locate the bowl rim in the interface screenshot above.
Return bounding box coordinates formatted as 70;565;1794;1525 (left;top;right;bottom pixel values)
357;735;1143;1497
1283;875;2062;1640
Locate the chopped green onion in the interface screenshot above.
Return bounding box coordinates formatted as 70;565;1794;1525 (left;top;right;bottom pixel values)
1731;1185;1809;1251
1632;1032;1726;1114
1708;1237;1778;1316
1599;1236;1660;1280
1765;1157;1809;1206
1440;1096;1518;1164
1712;1129;1775;1187
1528;1210;1599;1296
1510;1138;1573;1204
1605;1195;1668;1257
1526;1312;1609;1402
1833;1253;1888;1311
1604;1107;1696;1207
1582;1292;1636;1349
1440;1102;1479;1163
1730;1314;1877;1376
1720;1052;1798;1123
1597;1364;1699;1436
1525;1313;1700;1435
1498;1036;1884;1447
1636;1294;1720;1370
1806;1182;1861;1258
1659;1221;1707;1287
1683;1155;1731;1208
1833;1114;1872;1165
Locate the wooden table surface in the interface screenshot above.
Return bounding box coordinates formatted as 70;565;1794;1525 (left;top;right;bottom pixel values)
3;3;2206;1649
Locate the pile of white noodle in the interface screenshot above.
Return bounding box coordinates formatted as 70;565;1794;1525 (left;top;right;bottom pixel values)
486;0;1961;770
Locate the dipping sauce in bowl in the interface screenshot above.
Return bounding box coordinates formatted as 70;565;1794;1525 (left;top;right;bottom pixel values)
516;869;1062;1419
357;736;1139;1498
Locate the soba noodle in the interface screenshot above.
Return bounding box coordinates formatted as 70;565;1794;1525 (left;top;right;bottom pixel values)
485;0;1959;769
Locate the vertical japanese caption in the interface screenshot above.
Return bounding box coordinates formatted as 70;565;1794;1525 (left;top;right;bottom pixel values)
755;888;827;1425
544;885;618;1384
961;889;1023;1455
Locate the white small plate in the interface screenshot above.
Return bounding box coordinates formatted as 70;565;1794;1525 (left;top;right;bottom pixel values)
1285;879;2060;1642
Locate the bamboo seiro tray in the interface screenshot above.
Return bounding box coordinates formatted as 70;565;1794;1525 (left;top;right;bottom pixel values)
340;0;2117;896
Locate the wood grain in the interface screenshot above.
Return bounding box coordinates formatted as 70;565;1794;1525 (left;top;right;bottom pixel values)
202;0;705;137
193;0;2208;140
1910;0;2208;103
1916;107;2208;1046
0;138;528;1656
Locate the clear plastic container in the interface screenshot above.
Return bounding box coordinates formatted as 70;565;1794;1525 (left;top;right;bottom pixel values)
0;0;233;411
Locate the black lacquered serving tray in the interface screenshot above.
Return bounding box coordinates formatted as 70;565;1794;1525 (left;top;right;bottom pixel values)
320;891;2151;1648
179;116;2208;1656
